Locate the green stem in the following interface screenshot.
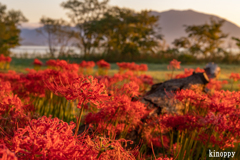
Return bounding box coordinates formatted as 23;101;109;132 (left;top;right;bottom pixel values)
74;102;85;137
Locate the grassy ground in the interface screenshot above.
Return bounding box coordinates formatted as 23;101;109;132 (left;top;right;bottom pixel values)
5;58;240;91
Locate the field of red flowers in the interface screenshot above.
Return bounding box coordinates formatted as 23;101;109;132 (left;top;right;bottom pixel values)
0;58;240;160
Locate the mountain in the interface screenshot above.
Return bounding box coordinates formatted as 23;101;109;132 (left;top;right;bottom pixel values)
20;28;46;46
19;9;240;47
150;9;240;48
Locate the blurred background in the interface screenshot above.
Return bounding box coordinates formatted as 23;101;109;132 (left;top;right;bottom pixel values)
0;0;240;64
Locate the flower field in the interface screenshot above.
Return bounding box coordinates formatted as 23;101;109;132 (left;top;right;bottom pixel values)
0;58;240;160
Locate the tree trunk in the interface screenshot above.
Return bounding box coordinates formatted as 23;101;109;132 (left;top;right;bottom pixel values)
141;72;209;115
141;63;220;116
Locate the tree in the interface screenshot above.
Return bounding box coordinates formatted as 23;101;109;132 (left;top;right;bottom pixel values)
0;3;28;56
61;0;109;57
89;7;163;59
36;17;74;58
232;37;240;48
173;18;228;59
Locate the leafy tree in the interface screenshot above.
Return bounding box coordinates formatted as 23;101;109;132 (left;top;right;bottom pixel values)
173;18;228;59
0;3;28;56
89;7;163;59
61;0;109;57
37;17;74;58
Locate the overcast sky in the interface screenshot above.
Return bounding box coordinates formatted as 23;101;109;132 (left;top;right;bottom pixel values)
1;0;239;28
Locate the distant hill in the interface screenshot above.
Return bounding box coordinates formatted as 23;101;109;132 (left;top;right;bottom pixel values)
19;9;240;47
20;28;46;46
150;9;240;48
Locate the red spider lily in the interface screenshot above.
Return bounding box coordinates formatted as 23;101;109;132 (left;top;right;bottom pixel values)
0;70;20;82
5;57;12;63
79;61;95;68
47;75;108;108
0;54;11;63
229;73;240;82
12;116;82;159
0;54;11;69
84;136;136;159
167;59;181;70
160;114;200;131
206;79;228;91
97;60;110;69
139;64;148;71
85;95;148;133
148;136;170;148
0;144;17;160
175;67;205;79
79;60;87;68
79;61;95;75
11;116;136;160
46;59;79;72
0;80;30;137
117;62;148;72
139;74;153;85
0;54;5;62
46;75;109;136
122;81;140;97
167;59;181;79
33;59;43;66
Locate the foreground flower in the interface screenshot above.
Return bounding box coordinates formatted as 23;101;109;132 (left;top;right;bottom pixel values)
12;116;82;159
0;144;17;160
47;75;109;136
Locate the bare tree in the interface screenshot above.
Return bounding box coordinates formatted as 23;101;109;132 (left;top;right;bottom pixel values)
36;17;74;58
61;0;109;57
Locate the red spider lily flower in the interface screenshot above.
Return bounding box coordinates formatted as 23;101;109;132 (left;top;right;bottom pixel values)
12;116;81;159
167;59;181;70
46;59;79;71
195;67;205;73
139;74;154;85
85;95;147;127
0;144;17;160
97;60;110;69
117;62;147;72
0;54;5;62
129;62;138;71
229;73;240;82
79;60;87;68
122;81;140;97
33;59;43;66
79;61;95;68
47;75;108;109
116;62;127;70
5;56;12;63
139;64;148;71
11;116;136;160
86;61;95;68
0;54;11;63
0;80;30;137
85;136;136;159
206;79;228;91
148;135;170;148
161;114;200;131
46;59;56;66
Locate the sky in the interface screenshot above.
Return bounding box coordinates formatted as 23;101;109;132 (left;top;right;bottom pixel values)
1;0;239;28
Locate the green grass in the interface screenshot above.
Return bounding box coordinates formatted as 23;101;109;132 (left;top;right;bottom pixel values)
3;58;240;91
